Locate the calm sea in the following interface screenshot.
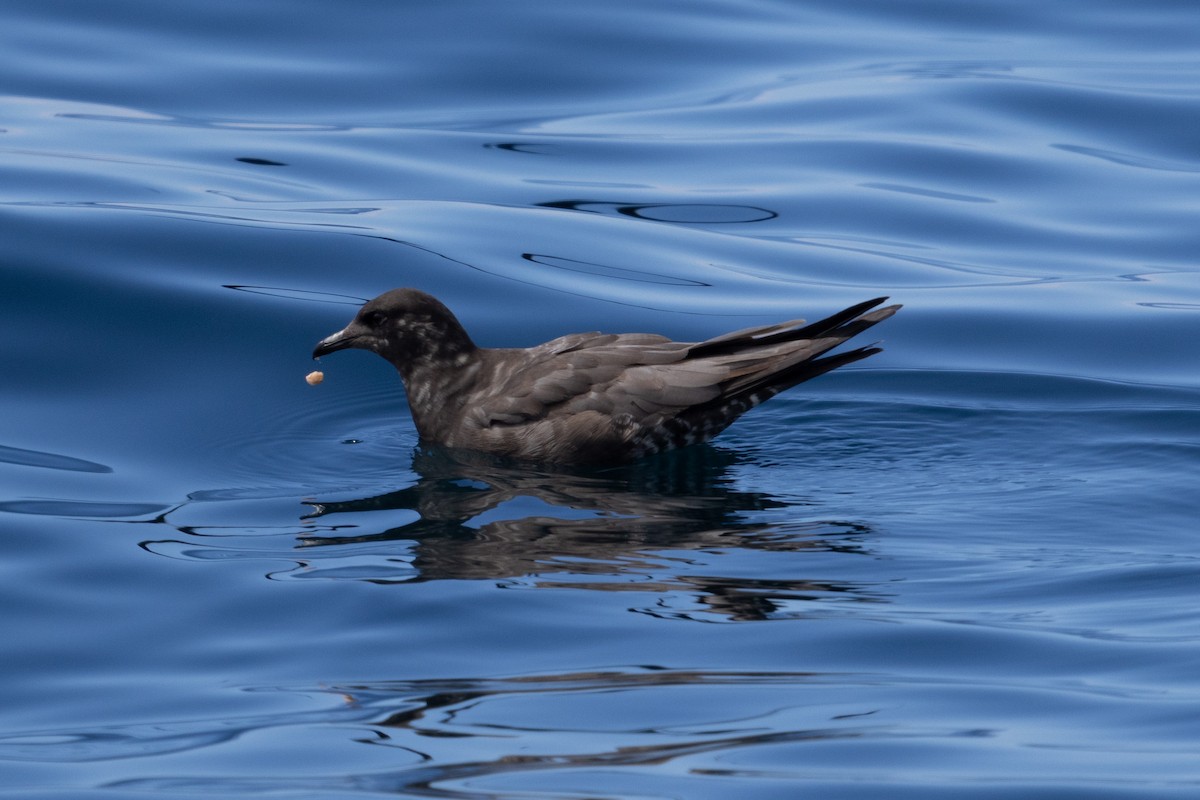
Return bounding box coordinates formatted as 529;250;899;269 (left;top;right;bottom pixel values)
2;1;1198;797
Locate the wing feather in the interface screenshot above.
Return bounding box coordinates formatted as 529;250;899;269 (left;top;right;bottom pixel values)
469;302;897;433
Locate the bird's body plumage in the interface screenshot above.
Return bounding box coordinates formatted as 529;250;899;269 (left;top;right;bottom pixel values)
313;289;899;465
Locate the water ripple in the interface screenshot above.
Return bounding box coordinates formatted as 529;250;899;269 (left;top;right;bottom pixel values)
1;668;1189;796
1054;143;1200;173
0;443;111;474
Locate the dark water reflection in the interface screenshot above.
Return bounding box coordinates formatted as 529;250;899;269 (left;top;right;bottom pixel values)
294;447;881;620
95;669;884;797
537;199;779;224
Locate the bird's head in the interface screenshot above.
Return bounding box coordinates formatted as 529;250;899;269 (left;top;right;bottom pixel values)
312;288;476;372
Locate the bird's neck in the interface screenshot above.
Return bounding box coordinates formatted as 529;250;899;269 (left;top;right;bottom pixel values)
398;346;484;442
385;314;477;378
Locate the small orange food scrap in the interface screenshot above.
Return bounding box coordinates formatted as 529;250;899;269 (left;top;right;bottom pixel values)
305;370;324;386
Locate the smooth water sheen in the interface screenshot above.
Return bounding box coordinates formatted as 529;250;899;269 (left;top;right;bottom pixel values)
2;1;1199;798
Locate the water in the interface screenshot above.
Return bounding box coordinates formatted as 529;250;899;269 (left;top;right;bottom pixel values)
2;1;1199;797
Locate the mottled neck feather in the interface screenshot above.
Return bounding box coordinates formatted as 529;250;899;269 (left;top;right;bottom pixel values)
383;310;478;381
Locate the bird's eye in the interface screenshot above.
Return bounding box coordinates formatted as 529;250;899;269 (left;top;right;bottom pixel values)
362;311;387;328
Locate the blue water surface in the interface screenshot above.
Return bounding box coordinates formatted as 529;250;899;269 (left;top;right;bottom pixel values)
2;1;1199;798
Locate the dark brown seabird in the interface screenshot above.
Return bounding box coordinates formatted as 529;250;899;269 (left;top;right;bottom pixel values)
313;289;900;465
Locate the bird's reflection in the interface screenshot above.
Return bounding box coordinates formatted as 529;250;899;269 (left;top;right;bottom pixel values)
305;444;782;530
297;445;882;619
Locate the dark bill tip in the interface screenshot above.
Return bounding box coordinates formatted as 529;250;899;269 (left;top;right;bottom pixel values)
312;329;359;359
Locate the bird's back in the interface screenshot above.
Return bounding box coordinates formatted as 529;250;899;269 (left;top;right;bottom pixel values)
439;298;898;464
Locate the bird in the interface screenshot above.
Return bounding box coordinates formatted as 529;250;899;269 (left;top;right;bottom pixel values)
312;288;900;465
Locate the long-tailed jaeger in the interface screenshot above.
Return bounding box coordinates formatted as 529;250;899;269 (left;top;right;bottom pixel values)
313;288;899;465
